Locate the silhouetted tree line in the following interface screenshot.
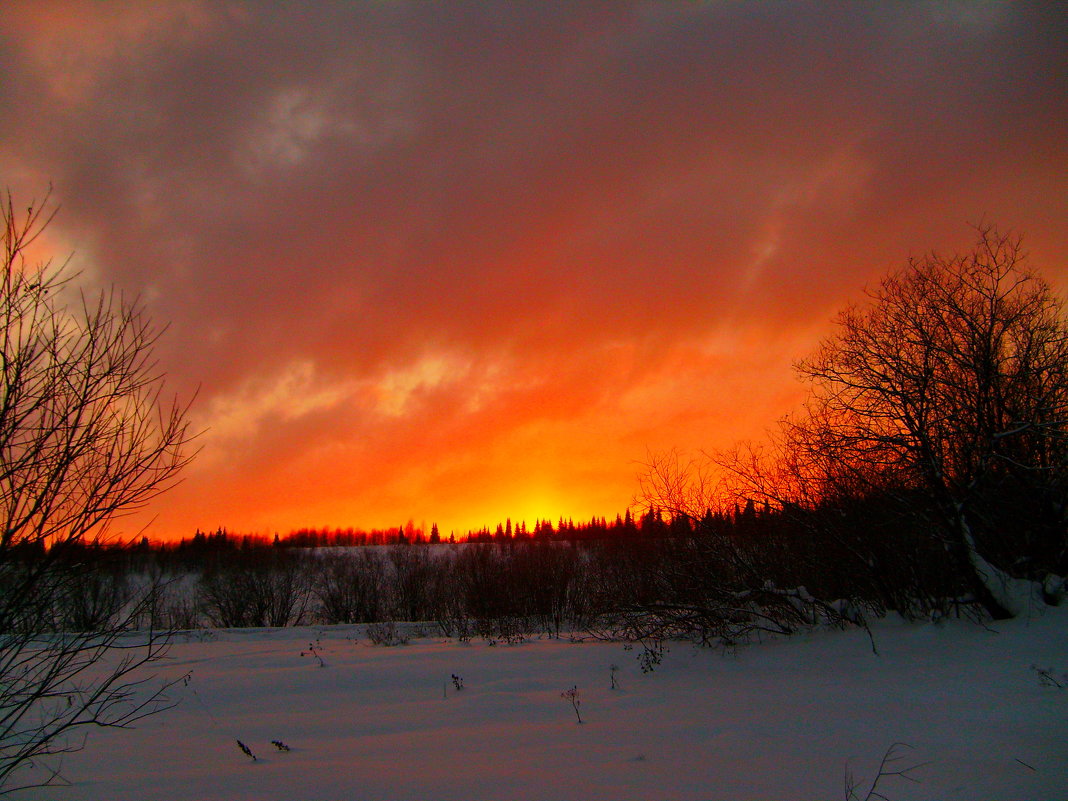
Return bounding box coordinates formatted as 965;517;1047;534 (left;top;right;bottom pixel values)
139;511;663;561
12;227;1065;658
9;506;809;639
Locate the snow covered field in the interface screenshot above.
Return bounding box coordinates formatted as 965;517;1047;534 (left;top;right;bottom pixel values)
18;609;1068;800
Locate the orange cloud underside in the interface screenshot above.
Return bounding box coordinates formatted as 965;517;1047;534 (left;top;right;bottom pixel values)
144;326;820;537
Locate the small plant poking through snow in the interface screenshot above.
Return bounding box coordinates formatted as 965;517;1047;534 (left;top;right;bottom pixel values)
561;685;583;724
1031;663;1067;688
301;640;325;668
271;740;291;752
844;743;928;801
637;640;666;673
610;664;620;691
451;674;464;691
236;740;258;762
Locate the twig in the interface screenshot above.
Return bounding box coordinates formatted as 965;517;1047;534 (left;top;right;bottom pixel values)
844;743;929;801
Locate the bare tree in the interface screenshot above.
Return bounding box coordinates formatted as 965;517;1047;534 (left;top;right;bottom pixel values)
633;227;1067;634
0;190;194;792
794;226;1068;618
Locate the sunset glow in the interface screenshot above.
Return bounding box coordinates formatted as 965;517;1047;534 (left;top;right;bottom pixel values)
1;2;1065;540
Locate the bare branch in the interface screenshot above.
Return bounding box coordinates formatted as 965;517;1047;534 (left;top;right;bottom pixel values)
0;191;195;792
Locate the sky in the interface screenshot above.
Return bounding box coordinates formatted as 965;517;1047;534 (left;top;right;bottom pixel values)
1;2;1066;540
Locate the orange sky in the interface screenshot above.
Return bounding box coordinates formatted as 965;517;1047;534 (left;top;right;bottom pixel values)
1;2;1066;539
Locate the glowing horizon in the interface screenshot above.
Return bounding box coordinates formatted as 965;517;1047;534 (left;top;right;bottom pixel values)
1;3;1065;541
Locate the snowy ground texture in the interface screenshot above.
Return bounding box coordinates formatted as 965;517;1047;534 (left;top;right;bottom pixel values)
18;608;1068;801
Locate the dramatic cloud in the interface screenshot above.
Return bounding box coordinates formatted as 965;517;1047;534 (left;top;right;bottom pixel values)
2;1;1066;537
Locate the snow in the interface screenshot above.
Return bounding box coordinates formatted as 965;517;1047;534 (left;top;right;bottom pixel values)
959;515;1047;619
12;609;1068;800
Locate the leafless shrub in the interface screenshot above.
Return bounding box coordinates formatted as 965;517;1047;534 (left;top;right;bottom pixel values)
365;621;409;646
312;549;387;624
49;558;133;633
386;544;437;623
198;549;310;628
